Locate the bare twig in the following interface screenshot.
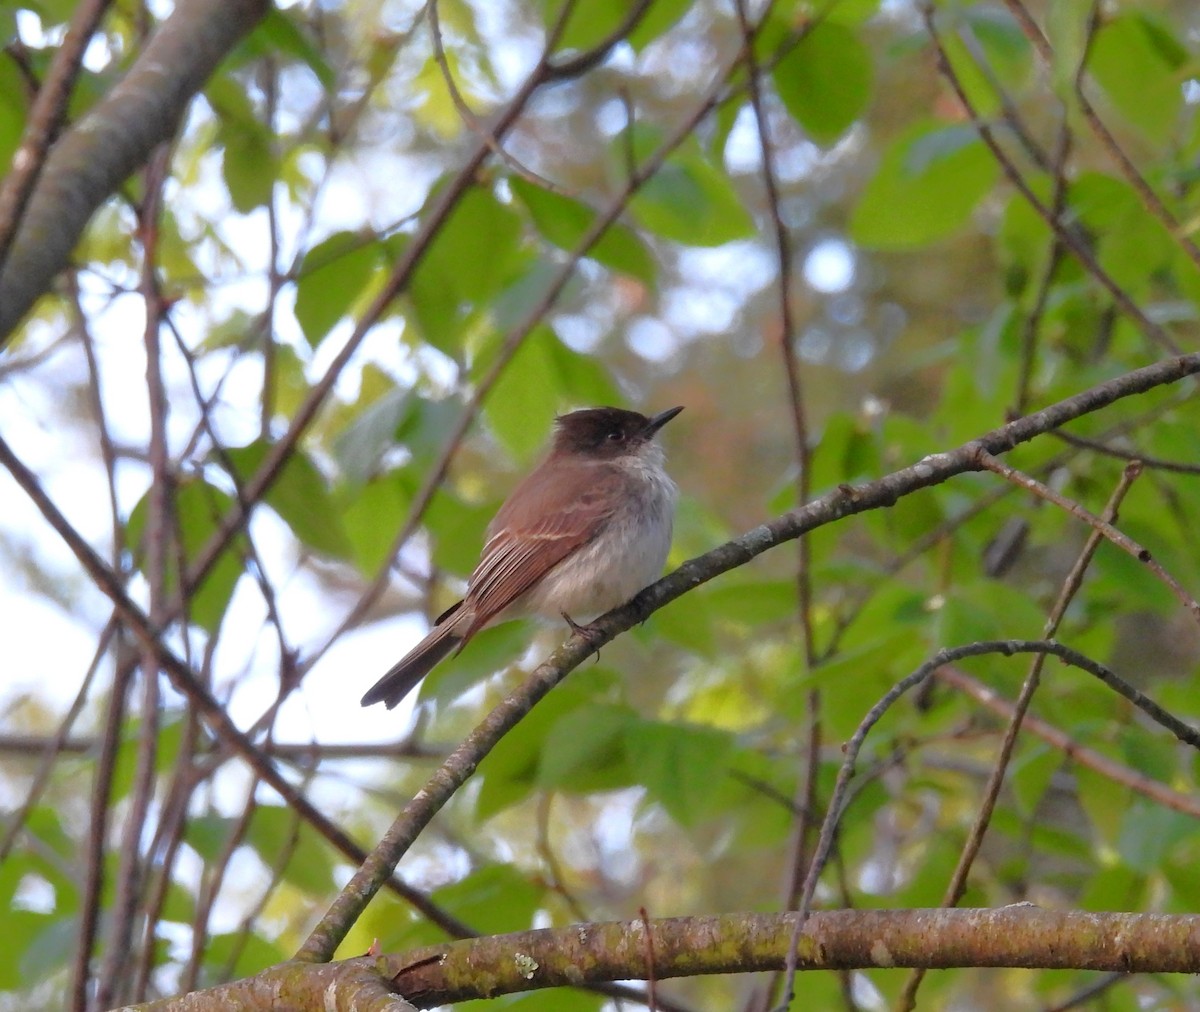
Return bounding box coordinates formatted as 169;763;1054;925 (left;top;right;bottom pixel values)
897;462;1142;1010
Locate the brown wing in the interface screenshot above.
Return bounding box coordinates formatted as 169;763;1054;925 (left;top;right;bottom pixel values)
462;460;621;638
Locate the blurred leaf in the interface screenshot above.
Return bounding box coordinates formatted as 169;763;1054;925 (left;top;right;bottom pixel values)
481;326;620;462
935;580;1048;648
341;471;413;576
850;123;999;249
773;22;872;145
205;78;280;214
625;720;733;826
425;489;498;575
432;864;544;934
17;915;71;986
420;620;530;703
1118;802;1195;874
1080;763;1123;849
459;990;603;1011
964;6;1033;87
1090;541;1177;614
246;806;337;895
204;932;289;981
1009;746;1060;817
541;0;687;54
294;231;384;348
538;704;638;792
127;478;244;633
409;183;524;353
334;387;412;484
652;590;718;655
112;712;185;803
1070;172;1174;295
1089;12;1187;144
804;631;925;738
0;55;29;171
806;411;882;495
510;176;656;285
225;440;353;559
476;675;618;818
240;7;335;89
704;579;798;625
630;137;756;246
412;50;466;138
186;814;239;864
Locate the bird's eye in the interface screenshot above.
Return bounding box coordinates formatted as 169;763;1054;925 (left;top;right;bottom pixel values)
606;430;622;441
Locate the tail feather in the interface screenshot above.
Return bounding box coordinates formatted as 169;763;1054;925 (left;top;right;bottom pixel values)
361;616;463;709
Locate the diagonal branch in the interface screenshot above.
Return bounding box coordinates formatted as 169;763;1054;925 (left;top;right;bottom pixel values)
297;351;1200;963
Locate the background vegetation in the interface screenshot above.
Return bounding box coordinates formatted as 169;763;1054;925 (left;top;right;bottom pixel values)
3;0;1200;1008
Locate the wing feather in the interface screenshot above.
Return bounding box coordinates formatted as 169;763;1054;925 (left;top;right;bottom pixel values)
461;461;622;637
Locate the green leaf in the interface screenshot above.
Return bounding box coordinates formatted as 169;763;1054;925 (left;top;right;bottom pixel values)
334;388;412;484
112;712;185;803
336;389;465;487
536;0;691;51
510;176;656;284
409;183;524;353
246;806;337;895
432;864;544;934
294;231;384;347
204;932;289;981
476;675;618;818
1009;746;1060;817
420;620;529;703
216;111;278;213
127;478;245;633
468;990;604;1012
1118;801;1195;874
19;916;73;986
425;489;497;576
625;720;733;826
850;122;999;249
538;704;638;792
703;579;798;625
481;325;620;462
240;7;335;90
225;441;352;560
0;55;29;172
1089;13;1187;144
540;0;680;54
1069;172;1174;295
341;472;412;576
187;814;240;864
773;22;872;145
630;137;756;246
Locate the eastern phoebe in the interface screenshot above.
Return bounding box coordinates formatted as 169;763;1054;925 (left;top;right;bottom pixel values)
361;405;683;708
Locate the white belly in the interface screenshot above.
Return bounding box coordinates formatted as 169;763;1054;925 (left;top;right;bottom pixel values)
521;464;677;620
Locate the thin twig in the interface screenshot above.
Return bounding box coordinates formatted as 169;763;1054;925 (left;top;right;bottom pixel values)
920;2;1181;356
896;462;1142;1010
974;448;1200;626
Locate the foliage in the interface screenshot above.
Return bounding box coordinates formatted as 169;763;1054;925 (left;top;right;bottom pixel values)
2;0;1200;1010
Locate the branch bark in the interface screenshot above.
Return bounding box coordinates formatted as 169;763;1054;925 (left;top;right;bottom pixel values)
0;0;269;341
118;907;1200;1010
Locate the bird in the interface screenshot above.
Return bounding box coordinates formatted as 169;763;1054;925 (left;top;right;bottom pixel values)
361;405;683;708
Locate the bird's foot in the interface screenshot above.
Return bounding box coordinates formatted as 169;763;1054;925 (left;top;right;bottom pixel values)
561;611;604;657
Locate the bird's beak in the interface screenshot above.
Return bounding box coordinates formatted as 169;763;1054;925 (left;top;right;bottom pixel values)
645;405;684;436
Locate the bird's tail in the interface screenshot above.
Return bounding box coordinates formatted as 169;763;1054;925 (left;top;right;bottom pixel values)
361;608;464;708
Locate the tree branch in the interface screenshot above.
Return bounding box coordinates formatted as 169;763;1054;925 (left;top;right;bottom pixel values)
0;0;270;340
123;907;1200;1009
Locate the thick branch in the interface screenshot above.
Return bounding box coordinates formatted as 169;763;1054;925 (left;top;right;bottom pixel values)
122;908;1200;1009
0;0;269;341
